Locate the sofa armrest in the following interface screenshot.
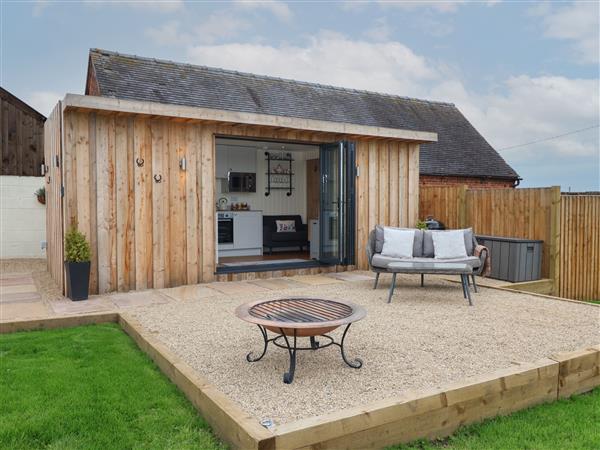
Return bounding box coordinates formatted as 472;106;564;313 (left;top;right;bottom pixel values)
263;225;272;243
366;229;376;268
298;223;308;232
474;248;488;275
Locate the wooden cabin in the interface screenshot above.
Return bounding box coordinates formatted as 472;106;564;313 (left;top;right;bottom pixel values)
1;87;45;176
45;50;440;294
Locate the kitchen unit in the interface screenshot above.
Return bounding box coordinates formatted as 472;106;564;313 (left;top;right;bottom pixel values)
217;210;263;258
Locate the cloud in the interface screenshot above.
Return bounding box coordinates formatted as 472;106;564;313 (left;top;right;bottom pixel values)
33;0;184;16
234;0;292;21
363;17;392;41
186;33;598;187
106;0;184;12
145;20;190;45
26;91;62;117
146;12;251;45
187;33;437;96
431;75;599;164
378;1;466;14
538;1;599;64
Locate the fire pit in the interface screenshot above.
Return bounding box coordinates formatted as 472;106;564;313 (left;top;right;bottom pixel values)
235;298;366;383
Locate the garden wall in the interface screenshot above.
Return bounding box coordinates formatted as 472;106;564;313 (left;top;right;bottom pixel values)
0;175;46;258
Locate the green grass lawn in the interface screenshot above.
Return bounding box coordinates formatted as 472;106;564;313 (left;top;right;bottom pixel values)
1;324;597;450
0;324;224;450
388;387;600;450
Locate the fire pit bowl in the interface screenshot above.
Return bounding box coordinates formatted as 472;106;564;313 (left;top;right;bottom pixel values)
235;297;366;383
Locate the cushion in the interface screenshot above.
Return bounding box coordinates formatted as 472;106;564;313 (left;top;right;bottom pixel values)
432;230;467;259
375;225;423;256
372;254;481;269
423;228;474;257
381;228;415;259
275;220;296;232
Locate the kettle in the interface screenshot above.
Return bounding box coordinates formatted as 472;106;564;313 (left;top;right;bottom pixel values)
217;197;228;211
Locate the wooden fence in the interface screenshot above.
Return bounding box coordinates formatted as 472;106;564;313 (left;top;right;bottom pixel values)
559;194;600;300
420;186;599;301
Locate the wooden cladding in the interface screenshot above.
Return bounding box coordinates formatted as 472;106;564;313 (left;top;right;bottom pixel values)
355;141;419;269
44;103;63;291
48;109;421;294
559;195;600;301
60;111;216;294
1;88;45;176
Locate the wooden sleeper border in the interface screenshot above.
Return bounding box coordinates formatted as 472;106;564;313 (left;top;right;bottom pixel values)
2;313;598;450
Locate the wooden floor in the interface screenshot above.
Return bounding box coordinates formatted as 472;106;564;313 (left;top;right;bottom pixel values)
217;251;311;265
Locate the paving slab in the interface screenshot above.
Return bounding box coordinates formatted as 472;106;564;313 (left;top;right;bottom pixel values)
107;290;170;308
326;272;375;282
248;278;307;291
159;285;221;302
0;272;33;280
50;298;114;315
0;284;38;295
0;276;36;286
206;281;270;295
0;292;42;304
1;301;51;321
292;275;344;286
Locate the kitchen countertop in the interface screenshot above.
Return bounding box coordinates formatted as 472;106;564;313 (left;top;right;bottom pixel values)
217;210;262;212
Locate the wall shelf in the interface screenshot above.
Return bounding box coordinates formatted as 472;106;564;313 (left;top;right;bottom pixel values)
265;152;293;197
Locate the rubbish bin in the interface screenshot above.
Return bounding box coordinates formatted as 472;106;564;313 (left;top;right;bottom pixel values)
475;235;543;282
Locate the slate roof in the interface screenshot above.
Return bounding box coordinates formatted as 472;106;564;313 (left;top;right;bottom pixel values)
87;49;519;181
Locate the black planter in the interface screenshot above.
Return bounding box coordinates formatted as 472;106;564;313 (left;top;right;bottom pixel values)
64;261;91;301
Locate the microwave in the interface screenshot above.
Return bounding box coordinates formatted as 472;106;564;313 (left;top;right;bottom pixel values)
228;172;256;193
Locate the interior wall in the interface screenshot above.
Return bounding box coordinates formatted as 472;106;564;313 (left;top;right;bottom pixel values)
216;146;318;222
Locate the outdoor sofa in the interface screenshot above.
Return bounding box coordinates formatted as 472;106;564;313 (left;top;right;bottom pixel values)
366;225;488;293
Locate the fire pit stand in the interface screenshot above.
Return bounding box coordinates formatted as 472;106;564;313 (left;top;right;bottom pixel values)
236;298;366;384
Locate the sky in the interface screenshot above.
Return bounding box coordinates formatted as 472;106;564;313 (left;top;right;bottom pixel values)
2;0;599;191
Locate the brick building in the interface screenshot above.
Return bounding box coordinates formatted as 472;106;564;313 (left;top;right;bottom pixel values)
418;104;519;188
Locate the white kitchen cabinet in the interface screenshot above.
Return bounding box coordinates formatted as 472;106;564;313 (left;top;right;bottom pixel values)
216;147;257;179
216;149;229;178
232;211;262;250
228;147;256;173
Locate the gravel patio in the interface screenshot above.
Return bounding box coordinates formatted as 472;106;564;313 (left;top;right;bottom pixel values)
119;272;600;426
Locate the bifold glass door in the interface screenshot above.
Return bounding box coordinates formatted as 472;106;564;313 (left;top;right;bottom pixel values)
319;141;355;265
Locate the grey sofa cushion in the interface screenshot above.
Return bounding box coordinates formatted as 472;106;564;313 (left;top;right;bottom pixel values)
371;254;481;270
423;228;474;257
375;225;423;257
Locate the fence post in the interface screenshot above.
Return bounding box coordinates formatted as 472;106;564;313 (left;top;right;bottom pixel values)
549;186;561;296
457;185;468;228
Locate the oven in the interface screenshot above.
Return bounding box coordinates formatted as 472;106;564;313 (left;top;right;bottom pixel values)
217;212;234;244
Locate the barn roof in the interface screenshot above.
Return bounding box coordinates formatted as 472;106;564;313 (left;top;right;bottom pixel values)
87;49;519;181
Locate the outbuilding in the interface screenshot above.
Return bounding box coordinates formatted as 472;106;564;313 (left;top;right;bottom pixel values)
46;49;442;294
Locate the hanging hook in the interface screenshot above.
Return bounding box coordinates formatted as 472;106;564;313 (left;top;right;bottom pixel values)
153;174;162;183
136;158;145;167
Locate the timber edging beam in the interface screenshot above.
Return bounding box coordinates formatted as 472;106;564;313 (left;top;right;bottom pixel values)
0;312;598;449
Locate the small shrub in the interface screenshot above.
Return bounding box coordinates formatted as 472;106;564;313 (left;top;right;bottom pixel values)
34;186;45;197
65;228;91;263
415;220;427;230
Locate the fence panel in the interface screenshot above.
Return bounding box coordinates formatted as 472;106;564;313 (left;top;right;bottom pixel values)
419;186;557;279
559;195;600;301
465;188;557;279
